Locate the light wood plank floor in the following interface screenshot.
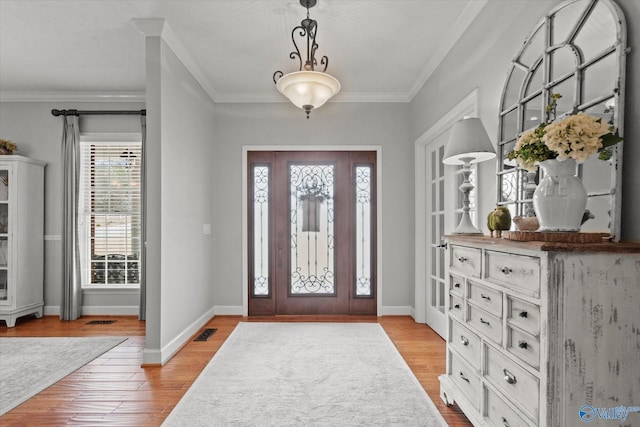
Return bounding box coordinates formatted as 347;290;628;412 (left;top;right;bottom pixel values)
0;315;471;426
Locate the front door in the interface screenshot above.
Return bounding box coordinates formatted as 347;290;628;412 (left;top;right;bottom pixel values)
248;151;376;316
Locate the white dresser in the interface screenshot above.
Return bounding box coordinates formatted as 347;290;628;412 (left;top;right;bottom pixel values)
439;236;640;427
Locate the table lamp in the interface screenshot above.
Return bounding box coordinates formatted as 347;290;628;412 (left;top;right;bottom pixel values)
443;117;496;235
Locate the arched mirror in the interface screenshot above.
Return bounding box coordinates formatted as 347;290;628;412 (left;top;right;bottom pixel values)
496;0;627;240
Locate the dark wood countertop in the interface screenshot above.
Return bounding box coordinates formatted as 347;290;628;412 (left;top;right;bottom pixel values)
444;234;640;253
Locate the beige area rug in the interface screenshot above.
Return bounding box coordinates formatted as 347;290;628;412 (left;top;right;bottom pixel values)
162;322;447;427
0;336;126;415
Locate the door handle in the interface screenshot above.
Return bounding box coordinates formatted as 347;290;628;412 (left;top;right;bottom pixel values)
277;232;284;267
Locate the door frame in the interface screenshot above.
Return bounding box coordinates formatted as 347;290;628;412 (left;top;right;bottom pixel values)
414;89;478;326
242;146;383;317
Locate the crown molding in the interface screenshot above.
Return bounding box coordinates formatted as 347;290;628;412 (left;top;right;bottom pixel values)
0;90;412;104
407;0;488;102
0;91;146;103
214;91;410;104
133;18;219;104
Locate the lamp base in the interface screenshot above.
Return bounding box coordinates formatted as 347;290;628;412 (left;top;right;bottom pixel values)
451;212;484;235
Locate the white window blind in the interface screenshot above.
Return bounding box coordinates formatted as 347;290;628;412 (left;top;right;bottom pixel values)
79;138;142;287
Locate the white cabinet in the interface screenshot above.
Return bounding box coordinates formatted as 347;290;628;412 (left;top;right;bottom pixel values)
0;155;45;327
439;236;640;427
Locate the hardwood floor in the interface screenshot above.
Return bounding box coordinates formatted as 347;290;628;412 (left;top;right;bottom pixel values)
0;315;472;426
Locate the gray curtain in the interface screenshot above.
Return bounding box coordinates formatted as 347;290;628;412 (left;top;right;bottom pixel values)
139;115;147;320
60;115;82;320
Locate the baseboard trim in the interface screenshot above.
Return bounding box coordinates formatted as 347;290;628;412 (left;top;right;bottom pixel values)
381;306;413;316
148;306;216;366
44;305;139;316
83;306;139;315
213;305;243;315
44;306;60;316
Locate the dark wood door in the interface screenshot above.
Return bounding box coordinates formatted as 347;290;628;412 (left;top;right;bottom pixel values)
248;151;376;316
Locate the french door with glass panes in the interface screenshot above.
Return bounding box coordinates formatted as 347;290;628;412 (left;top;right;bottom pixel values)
424;137;449;337
423;133;477;338
248;151;376;316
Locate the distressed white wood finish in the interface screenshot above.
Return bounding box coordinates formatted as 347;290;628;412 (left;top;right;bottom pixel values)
0;156;45;327
440;236;640;427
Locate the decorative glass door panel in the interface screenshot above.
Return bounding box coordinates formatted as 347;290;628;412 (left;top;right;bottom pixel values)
248;151;376;316
355;166;372;297
0;168;8;305
289;163;335;295
252;165;270;297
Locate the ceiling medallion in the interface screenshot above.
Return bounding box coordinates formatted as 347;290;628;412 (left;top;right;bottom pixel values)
273;0;340;119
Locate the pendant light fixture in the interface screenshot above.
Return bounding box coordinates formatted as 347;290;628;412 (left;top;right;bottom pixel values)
273;0;340;119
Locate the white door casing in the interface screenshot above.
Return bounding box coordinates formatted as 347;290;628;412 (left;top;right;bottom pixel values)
414;89;478;337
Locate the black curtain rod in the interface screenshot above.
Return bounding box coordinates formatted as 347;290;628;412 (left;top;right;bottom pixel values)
51;109;146;117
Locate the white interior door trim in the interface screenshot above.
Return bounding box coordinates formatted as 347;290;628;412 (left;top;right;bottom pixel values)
414;89;479;324
241;145;383;317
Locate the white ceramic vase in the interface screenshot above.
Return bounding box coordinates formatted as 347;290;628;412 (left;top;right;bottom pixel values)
533;158;587;232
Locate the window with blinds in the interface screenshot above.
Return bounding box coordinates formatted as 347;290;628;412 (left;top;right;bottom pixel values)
79;137;142;287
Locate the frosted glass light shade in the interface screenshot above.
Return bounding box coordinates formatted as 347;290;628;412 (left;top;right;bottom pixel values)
443;117;496;165
276;71;341;111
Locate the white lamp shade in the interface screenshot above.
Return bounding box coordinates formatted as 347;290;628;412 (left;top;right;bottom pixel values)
443;117;496;165
276;71;341;110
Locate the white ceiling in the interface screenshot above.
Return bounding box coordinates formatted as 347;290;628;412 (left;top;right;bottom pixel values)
0;0;487;103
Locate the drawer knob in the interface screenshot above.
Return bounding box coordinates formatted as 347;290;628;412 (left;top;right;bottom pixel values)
503;368;517;385
501;417;511;427
480;318;490;326
454;283;461;289
518;310;528;318
460;335;469;346
500;266;512;275
518;341;529;349
454;304;460;309
480;293;491;301
458;256;468;263
459;371;470;383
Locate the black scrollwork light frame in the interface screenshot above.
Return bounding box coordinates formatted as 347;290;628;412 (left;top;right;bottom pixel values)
273;0;330;84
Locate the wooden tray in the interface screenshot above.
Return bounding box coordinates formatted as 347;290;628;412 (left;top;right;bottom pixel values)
501;231;611;243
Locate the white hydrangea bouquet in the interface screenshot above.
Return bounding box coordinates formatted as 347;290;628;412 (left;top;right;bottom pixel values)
508;94;622;171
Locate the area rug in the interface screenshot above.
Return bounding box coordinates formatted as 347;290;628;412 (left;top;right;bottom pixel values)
0;336;126;415
162;323;447;427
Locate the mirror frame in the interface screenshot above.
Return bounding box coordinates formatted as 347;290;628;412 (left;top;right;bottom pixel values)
496;0;627;240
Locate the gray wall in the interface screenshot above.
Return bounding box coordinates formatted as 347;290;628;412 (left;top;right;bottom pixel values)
157;39;216;352
410;0;640;241
141;33;217;363
212;102;413;310
0;101;144;312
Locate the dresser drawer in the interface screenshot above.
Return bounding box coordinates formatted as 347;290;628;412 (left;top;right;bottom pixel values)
450;319;481;369
485;251;540;297
450;274;465;298
451;245;481;277
507;296;540;336
449;294;464;322
507;327;540;369
484;344;539;423
484;385;532;427
467;305;502;345
468;280;502;316
450;351;480;410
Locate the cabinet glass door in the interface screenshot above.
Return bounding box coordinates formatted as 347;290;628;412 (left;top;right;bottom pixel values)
0;168;8;304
